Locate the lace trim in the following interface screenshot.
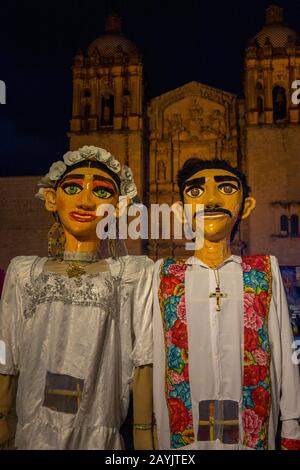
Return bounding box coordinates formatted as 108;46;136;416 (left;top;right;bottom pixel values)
23;257;128;320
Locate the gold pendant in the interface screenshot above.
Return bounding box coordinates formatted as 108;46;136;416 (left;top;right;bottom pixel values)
65;262;87;278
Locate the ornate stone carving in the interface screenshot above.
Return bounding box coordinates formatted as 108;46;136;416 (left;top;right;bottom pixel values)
165;113;184;137
207;109;226;137
157;160;166;181
163;100;227;142
183;100;204;140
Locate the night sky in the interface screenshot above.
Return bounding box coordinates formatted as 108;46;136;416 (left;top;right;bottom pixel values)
0;0;299;176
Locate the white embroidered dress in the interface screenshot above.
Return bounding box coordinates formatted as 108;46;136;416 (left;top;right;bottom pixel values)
0;255;153;450
153;255;300;450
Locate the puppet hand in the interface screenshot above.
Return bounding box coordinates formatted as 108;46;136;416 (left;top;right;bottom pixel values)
0;418;10;449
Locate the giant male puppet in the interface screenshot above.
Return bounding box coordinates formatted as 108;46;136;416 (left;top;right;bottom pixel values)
0;146;154;450
153;158;300;450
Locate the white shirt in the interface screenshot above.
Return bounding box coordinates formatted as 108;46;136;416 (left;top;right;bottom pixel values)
153;255;300;450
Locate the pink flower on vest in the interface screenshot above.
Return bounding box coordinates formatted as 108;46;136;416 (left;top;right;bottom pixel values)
166;329;173;343
242;262;252;272
252;347;269;366
170;370;185;385
244;292;255;310
244;304;263;330
177;295;187;324
167;264;186;282
242;408;263;447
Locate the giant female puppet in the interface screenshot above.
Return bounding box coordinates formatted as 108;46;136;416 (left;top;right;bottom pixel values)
0;146;154;450
153;158;300;450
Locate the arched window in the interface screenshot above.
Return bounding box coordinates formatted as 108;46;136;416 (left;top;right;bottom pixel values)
83;89;91;98
273;86;287;121
100;94;114;126
257;96;264;114
291;215;299;237
280;215;289;236
256;81;263;91
82;104;90;132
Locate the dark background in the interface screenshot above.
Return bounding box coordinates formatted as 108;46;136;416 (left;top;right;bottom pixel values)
0;0;299;176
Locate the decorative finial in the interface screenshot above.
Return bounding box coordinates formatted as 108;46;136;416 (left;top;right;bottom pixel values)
105;14;122;34
265;4;284;25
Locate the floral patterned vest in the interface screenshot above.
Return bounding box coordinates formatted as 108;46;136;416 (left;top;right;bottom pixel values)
158;255;273;450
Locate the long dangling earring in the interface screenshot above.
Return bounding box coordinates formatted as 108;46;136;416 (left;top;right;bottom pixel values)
108;239;117;259
48;213;65;260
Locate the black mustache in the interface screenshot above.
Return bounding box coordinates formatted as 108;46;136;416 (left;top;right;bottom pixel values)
194;208;232;218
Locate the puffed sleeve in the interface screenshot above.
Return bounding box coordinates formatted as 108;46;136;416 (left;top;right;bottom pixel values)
131;256;154;368
271;257;300;450
0;260;22;375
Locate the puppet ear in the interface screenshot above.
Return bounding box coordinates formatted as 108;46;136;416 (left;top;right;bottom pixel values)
44;188;57;213
241;196;256;220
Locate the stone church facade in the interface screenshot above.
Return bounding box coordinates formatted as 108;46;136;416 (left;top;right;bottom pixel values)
0;4;299;269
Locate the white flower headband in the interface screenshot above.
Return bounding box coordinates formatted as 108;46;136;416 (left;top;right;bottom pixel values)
35;145;138;201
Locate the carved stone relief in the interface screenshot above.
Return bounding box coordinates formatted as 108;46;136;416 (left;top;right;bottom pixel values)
163;98;227;141
157;160;166;181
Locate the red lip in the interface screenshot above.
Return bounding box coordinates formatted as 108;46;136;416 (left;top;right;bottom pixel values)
69;211;97;222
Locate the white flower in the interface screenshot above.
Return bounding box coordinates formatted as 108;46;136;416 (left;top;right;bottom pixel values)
96;147;112;163
79;145;100;159
121;165;134;182
37;174;51;187
48;161;67;181
120;181;137;199
35;187;46;200
106;156;121;173
63;150;84;166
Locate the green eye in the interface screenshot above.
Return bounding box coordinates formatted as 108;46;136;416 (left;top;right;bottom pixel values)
62;183;82;195
93;187;113;199
218;183;238;195
185;186;204;198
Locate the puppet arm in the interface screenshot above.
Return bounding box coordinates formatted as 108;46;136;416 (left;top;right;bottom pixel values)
0;374;13;447
133;365;154;450
272;258;300;450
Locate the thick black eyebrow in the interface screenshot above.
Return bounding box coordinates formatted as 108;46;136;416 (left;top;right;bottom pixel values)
183;177;206;189
183;175;241;190
214;175;241;187
60;174;85;184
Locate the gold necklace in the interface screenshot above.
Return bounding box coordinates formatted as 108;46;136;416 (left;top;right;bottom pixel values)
65;261;89;278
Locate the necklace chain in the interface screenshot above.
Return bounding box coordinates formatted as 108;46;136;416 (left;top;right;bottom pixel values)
212;265;220;287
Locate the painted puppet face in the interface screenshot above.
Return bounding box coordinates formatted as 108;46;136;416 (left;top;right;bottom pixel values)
182;168;255;242
45;166;119;242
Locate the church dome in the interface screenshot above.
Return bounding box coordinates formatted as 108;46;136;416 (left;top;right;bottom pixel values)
87;15;139;58
252;5;299;48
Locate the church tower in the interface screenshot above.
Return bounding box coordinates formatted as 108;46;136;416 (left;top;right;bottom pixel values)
69;14;146;218
244;4;300;265
69;15;146;254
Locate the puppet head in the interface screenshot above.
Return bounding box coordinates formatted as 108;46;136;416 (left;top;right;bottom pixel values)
177;158;256;244
36;146;137;258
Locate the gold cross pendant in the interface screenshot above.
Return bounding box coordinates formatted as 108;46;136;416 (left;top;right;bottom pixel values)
209;286;228;312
